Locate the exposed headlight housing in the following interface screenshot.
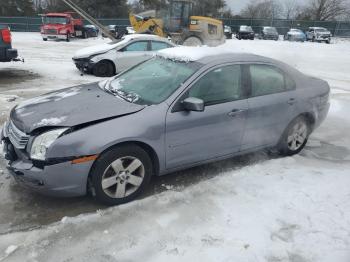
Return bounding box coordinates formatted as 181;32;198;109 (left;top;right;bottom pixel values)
30;128;68;161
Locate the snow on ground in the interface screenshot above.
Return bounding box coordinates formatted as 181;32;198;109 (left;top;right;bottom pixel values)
0;33;350;262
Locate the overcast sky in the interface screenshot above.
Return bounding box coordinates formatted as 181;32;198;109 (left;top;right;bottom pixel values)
226;0;304;13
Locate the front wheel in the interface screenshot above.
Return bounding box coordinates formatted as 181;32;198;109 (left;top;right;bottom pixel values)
278;116;310;156
93;60;114;77
66;33;70;42
91;145;153;206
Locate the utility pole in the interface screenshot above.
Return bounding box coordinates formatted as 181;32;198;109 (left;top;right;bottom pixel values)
271;0;274;26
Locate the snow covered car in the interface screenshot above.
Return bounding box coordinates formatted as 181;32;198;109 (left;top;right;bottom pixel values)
260;26;279;41
284;29;306;42
237;26;255;40
72;34;176;77
306;27;331;44
1;47;330;205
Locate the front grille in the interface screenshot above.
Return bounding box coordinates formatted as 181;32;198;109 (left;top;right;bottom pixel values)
8;121;29;150
44;29;57;34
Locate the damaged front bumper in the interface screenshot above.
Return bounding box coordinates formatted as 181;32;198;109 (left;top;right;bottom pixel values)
72;58;95;74
1;125;92;197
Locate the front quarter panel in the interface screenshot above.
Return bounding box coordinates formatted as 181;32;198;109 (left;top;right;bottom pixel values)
46;103;168;171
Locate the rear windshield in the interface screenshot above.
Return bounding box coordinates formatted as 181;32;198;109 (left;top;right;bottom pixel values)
264;27;277;33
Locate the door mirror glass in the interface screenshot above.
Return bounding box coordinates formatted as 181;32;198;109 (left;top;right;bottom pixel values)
183;97;204;112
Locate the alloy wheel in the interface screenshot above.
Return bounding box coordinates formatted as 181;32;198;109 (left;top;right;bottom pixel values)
101;156;145;199
287;121;308;151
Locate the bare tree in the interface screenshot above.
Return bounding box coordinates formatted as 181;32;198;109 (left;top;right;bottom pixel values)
283;0;300;19
307;0;349;20
240;0;283;19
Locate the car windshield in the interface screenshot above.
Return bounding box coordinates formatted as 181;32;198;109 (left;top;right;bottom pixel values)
264;27;277;33
107;57;199;105
43;16;67;25
240;26;252;32
291;29;302;33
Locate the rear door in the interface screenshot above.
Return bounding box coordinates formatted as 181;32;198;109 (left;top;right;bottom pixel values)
115;40;151;72
165;64;249;169
241;64;297;151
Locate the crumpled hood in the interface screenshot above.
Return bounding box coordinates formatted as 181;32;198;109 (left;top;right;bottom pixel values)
10;83;145;134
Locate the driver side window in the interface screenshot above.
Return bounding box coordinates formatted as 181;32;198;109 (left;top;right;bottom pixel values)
188;65;242;105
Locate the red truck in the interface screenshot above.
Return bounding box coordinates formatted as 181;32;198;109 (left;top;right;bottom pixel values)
40;12;88;42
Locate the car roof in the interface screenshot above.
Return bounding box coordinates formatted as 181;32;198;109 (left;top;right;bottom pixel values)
123;34;171;42
45;13;70;17
309;27;326;29
158;46;280;65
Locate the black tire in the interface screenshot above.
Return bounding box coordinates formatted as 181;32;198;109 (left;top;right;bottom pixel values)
326;39;331;44
43;38;47;41
66;33;70;42
93;60;115;77
90;145;153;206
278;116;310;156
83;30;88;39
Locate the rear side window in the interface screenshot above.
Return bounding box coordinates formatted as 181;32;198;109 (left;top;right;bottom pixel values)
151;41;171;51
249;64;291;97
189;65;241;105
124;41;149;51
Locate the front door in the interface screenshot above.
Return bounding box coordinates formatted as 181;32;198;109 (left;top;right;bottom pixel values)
165;64;248;169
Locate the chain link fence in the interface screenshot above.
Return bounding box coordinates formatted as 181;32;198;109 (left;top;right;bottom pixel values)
0;16;349;37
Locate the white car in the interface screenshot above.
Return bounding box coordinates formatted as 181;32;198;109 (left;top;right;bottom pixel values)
73;34;176;77
306;27;332;44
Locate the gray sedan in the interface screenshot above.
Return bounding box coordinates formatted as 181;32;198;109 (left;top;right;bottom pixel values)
1;49;330;205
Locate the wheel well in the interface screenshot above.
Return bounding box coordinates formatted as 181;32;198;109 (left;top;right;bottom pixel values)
90;141;160;177
95;59;116;75
299;112;316;131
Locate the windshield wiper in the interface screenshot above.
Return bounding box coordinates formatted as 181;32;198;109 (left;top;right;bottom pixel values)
108;89;140;103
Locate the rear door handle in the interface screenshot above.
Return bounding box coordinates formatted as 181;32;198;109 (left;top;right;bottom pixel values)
228;109;246;117
288;98;296;105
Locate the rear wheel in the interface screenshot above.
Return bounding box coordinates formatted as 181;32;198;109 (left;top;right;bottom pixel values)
91;145;153;206
93;60;115;77
43;38;47;41
278;116;310;156
183;36;203;46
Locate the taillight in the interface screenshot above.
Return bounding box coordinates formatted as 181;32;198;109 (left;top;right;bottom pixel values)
1;28;12;44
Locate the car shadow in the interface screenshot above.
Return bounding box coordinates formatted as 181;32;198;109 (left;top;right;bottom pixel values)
0;150;277;234
0;68;40;88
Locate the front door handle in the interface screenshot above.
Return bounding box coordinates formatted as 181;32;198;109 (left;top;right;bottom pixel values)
288;98;296;105
228;109;246;117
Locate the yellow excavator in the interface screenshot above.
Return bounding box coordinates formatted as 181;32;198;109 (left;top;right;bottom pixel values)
129;0;225;46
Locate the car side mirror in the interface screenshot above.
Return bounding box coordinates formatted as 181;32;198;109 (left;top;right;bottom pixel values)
183;97;205;112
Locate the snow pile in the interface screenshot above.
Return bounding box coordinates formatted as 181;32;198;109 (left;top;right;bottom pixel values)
33;117;67;128
157;46;234;62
